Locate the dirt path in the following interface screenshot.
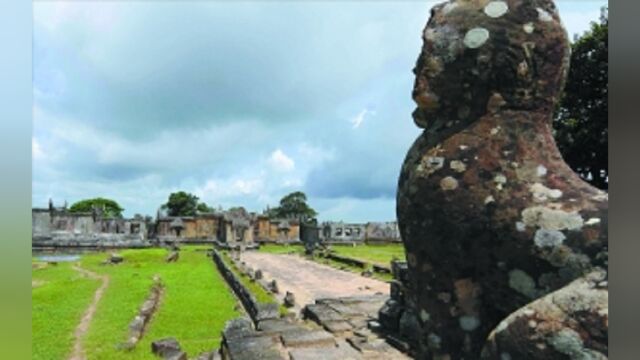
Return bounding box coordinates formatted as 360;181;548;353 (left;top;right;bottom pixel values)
69;265;110;360
240;252;389;310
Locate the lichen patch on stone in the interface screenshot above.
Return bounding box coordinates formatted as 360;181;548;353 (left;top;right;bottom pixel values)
537;165;547;177
417;156;445;176
523;22;535;34
585;218;601;226
442;2;459;15
463;28;490;49
537;8;553;22
484;1;509;18
534;229;566;248
521;206;584;231
494;174;507;190
450;160;467;173
440;176;459;191
530;183;563;202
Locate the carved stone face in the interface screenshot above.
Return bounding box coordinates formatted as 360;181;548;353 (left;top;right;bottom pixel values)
412;0;571;130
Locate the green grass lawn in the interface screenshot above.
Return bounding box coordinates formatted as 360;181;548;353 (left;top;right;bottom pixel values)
32;261;102;360
332;243;406;266
32;247;240;360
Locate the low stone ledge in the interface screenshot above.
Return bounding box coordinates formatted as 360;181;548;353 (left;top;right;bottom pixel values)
123;275;164;349
212;250;279;325
322;253;392;275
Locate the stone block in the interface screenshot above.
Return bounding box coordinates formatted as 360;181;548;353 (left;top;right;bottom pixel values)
255;303;280;321
225;334;286;360
222;317;254;341
322;320;354;334
304;304;344;324
281;329;336;348
256;319;306;334
288;340;362;360
150;338;186;360
378;300;403;333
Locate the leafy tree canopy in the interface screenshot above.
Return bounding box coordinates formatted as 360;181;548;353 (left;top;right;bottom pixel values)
554;7;608;190
197;202;215;214
162;191;201;216
267;191;317;221
69;197;124;218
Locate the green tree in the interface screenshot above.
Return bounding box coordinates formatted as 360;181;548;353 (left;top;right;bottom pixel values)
196;202;214;214
554;7;608;190
69;197;124;218
267;191;317;221
161;191;200;216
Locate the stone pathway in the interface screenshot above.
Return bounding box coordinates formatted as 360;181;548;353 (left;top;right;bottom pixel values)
69;265;109;360
239;252;389;311
221;295;411;360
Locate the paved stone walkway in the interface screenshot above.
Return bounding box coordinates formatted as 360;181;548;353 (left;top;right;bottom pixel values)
239;253;389;311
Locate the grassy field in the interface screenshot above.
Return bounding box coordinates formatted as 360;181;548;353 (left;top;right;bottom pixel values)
32;247;240;360
332;243;406;266
32;261;102;360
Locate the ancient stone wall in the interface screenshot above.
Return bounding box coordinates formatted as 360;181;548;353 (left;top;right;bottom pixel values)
32;205;150;248
211;250;279;325
365;222;401;243
321;222;367;243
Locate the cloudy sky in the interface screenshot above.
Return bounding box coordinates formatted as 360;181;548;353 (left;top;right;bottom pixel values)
33;0;607;221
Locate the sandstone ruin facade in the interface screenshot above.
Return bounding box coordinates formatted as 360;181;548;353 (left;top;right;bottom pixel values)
32;200;148;248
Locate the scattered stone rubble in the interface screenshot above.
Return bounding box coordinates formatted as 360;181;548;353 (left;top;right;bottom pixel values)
125;275;163;349
103;252;123;265
151;337;187;360
283;291;296;308
166;250;179;263
396;0;609;358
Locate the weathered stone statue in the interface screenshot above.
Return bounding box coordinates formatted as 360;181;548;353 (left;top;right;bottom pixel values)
396;0;608;358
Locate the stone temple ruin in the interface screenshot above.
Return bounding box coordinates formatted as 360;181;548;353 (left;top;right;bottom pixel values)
32;200;148;248
32;199;403;249
32;202;308;249
392;0;608;358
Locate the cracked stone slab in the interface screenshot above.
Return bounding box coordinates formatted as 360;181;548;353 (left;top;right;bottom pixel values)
288;339;362;360
281;328;336;348
304;304;345;323
322;320;354;334
225;334;286;360
256;319;307;334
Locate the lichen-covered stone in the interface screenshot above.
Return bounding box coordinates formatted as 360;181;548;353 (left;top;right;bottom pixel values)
481;271;608;359
397;0;608;358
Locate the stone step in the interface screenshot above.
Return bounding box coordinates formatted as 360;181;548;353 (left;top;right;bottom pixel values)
288;340;362;360
281;328;336;348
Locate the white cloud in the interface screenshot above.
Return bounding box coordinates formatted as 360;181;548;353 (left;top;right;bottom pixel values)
268;149;295;172
349;108;376;129
32;138;44;160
